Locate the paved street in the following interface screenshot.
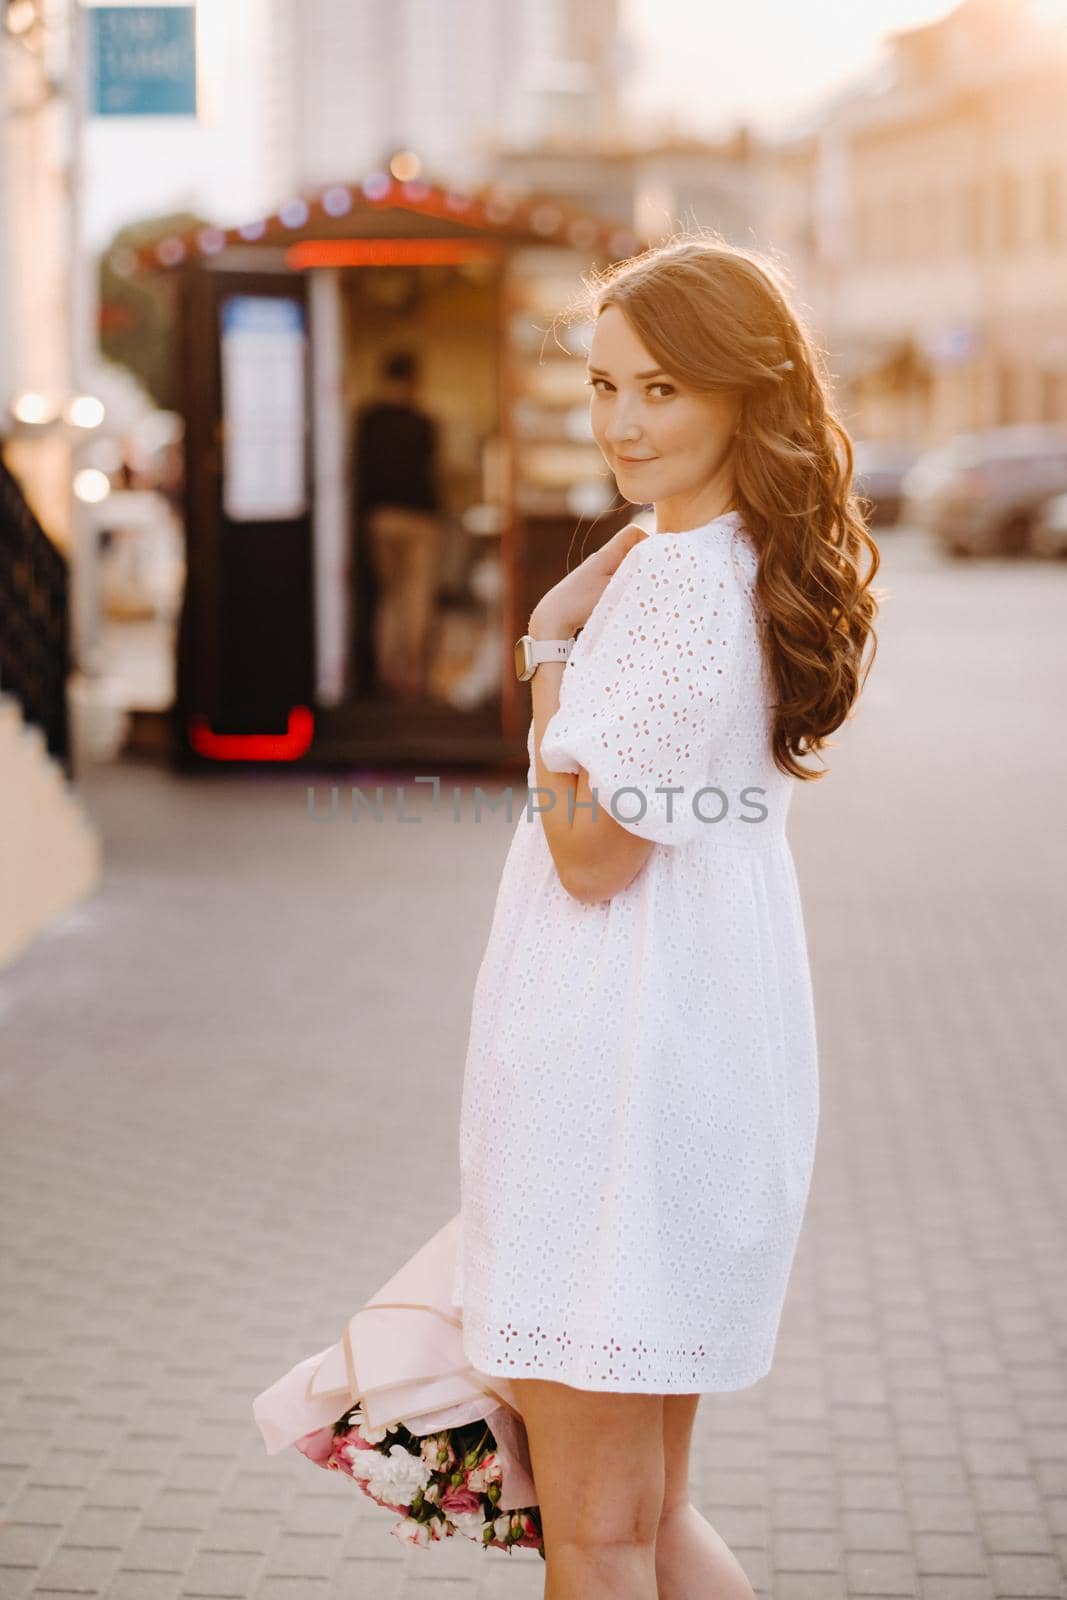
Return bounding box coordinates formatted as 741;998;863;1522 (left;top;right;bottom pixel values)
1;527;1066;1600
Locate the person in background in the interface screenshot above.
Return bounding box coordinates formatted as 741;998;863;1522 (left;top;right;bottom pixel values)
352;349;445;703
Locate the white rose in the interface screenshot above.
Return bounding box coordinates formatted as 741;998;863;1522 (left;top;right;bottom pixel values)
466;1452;503;1493
448;1511;489;1542
390;1518;425;1546
390;1516;446;1547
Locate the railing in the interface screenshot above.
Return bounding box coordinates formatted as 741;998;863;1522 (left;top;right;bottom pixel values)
0;451;71;778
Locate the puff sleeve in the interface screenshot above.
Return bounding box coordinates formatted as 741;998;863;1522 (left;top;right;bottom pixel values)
537;533;757;847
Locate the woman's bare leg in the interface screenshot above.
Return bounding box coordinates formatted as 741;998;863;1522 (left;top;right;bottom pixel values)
656;1395;757;1600
509;1375;664;1600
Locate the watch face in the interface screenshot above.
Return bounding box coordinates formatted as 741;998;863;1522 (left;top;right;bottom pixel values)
514;637;532;680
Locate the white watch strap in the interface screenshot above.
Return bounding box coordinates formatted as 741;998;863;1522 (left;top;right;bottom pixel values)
530;638;574;665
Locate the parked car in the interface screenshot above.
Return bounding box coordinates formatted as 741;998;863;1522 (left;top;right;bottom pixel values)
852;440;920;526
899;425;1067;557
1031;491;1067;557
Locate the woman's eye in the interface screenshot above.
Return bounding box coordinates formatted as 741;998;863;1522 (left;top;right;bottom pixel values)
585;379;675;397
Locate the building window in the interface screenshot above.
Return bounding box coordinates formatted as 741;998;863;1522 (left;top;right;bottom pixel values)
1040;370;1064;423
997;361;1021;425
1042;167;1064;250
962;181;983;256
997;171;1022;252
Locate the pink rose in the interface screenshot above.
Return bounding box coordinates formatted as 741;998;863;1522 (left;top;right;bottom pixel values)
440;1486;482;1517
517;1511;542;1549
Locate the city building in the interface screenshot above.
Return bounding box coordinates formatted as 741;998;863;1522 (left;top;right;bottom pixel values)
797;0;1067;443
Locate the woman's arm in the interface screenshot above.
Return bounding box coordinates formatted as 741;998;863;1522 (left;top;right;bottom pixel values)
527;604;655;904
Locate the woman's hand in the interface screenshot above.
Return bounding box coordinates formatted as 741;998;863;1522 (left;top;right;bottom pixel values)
528;522;649;637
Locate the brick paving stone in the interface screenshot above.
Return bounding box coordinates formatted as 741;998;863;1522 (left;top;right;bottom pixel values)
774;1490;838;1528
401;1579;473;1599
253;1581;332;1600
900;1460;972;1497
768;1451;836;1489
834;1408;896;1441
180;1549;264;1597
919;1580;996;1600
34;1543;123;1592
896;1425;962;1459
199;1512;280;1554
706;1506;766;1548
892;1393;954;1424
7;1492;86;1528
120;1527;201;1573
841;1510;913;1551
63;1511;139;1552
165;1461;237;1497
471;1559;547;1600
261;1535;341;1580
737;1545;770;1594
965;1440;1035;1478
0;1575;33;1600
987;1553;1067;1597
1012;1371;1067;1397
82;1472;164;1512
0;1471;29;1514
840;1476;908;1513
142;1492;221;1533
219;1479;294;1516
982;1513;1058;1556
105;1577;183;1600
913;1532;987;1575
909;1497;979;1534
836;1439;900;1475
342;1519;398;1561
35;1455;104;1493
707;1467;774;1503
845;1550;919;1596
773;1529;844;1571
1037;1465;1067;1497
775;1578;849;1600
0;1528;59;1569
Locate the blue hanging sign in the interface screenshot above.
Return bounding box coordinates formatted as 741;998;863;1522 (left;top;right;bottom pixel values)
89;6;198;118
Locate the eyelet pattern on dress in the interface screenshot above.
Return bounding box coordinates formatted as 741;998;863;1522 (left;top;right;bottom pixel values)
537;520;781;847
453;513;820;1393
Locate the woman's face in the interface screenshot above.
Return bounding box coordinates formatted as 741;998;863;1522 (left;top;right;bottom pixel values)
586;303;741;532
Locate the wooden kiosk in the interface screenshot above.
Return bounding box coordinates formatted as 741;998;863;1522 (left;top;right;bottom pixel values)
132;174;645;770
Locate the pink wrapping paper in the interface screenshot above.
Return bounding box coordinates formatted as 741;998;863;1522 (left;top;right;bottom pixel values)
252;1213;539;1510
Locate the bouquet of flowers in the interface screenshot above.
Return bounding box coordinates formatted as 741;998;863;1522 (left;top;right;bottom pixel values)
293;1404;544;1556
252;1214;544;1560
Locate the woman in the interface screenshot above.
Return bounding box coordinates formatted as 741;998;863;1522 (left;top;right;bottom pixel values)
453;235;880;1599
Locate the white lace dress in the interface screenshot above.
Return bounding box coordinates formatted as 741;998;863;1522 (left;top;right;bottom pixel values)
451;510;820;1392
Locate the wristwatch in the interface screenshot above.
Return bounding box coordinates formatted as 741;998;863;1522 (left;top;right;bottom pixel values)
514;634;575;681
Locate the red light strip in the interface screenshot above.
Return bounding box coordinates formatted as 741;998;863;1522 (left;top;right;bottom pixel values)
285;238;503;270
187;705;315;761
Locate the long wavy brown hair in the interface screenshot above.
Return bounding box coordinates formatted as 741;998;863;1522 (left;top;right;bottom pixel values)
559;232;883;782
